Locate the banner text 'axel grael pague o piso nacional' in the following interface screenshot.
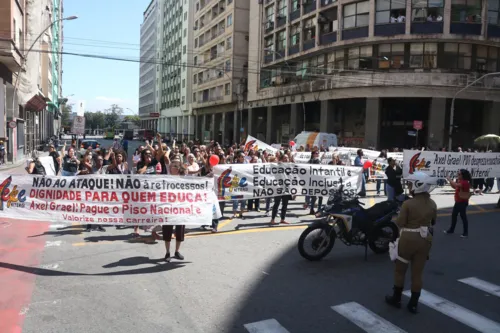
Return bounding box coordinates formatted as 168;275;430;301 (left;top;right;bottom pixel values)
0;174;219;225
403;150;500;179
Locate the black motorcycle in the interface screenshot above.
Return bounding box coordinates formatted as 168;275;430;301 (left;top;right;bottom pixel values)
298;188;403;261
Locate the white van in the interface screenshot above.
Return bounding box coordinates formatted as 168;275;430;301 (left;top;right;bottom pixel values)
293;131;338;149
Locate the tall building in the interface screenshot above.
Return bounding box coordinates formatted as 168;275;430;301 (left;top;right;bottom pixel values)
247;0;500;150
192;0;250;145
0;0;65;164
139;0;159;130
156;0;195;141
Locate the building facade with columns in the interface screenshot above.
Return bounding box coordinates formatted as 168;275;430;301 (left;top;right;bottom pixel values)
243;0;500;150
192;0;250;145
156;0;195;141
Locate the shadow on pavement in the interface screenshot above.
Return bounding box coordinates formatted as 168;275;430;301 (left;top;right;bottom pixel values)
102;256;165;268
29;229;85;238
0;260;187;277
84;234;136;243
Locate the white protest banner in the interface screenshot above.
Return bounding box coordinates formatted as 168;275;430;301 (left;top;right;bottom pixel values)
321;150;352;166
271;144;282;150
387;152;403;161
244;135;278;154
26;156;57;176
370;158;389;179
214;163;363;201
402;150;500;179
0;175;217;225
337;147;381;160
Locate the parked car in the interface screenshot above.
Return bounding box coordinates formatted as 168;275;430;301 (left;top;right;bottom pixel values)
79;140;101;156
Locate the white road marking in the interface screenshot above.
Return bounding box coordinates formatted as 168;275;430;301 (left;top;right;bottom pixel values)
45;241;62;247
38;262;62;270
244;319;290;333
459;277;500;298
332;302;406;333
403;289;500;333
48;224;66;229
19;299;62;317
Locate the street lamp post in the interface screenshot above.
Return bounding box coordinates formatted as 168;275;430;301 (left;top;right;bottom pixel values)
263;48;306;135
448;72;500;151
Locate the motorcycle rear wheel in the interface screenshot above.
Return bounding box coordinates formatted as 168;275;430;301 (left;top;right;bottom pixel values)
368;221;398;254
298;225;335;261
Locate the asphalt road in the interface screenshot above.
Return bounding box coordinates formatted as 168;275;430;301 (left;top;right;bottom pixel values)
1;178;500;333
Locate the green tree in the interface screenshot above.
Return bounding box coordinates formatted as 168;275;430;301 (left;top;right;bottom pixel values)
84;111;94;129
61;104;73;127
93;111;106;130
105;112;120;128
105;104;124;116
123;115;141;127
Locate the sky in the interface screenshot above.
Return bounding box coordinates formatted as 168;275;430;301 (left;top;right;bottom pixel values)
62;0;150;115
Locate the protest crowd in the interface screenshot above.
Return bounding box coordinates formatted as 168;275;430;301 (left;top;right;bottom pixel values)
22;132;500;262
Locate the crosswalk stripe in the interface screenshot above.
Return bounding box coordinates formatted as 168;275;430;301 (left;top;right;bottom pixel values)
243;319;290;333
403;289;500;333
459;277;500;298
332;302;407;333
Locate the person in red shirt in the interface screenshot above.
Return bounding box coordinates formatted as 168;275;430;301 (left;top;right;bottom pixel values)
444;169;472;238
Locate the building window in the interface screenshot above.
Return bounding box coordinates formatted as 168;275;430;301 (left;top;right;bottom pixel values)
291;0;300;11
227;36;232;49
476;45;498;71
375;0;406;24
347;45;373;69
278;0;287;17
225;83;231;95
194;73;197;83
265;35;274;52
411;0;444;22
183;45;187;54
488;0;500;25
193;93;196;102
182;79;186;88
327;50;345;72
378;43;405;69
194;56;198;65
443;43;472;70
303;18;316;41
409;42;437;68
343;1;370;29
13;19;16;43
451;0;481;22
184;28;187;37
225;59;231;72
227;14;233;26
182;96;185;105
319;12;338;33
184;12;187;20
276;30;286;52
290;24;300;46
227;0;233;4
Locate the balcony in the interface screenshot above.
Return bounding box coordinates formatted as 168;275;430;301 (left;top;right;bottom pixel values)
265;21;275;33
450;22;481;35
0;39;23;72
264;54;274;64
289;9;300;22
288;44;300;56
303;0;317;14
319;31;337;45
303;39;316;51
488;24;500;38
411;22;443;34
374;23;405;36
342;26;369;40
276;15;287;28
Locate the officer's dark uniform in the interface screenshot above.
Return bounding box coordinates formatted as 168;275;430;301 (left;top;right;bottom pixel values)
386;192;437;313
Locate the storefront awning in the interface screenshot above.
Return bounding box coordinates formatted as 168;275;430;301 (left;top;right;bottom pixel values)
25;94;47;112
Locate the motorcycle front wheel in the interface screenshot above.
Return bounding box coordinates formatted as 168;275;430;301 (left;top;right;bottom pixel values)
298;224;336;261
368;221;399;254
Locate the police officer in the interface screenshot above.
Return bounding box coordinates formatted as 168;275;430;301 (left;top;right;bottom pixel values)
385;171;437;313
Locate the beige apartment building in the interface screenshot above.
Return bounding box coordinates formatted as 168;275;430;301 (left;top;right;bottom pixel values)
245;0;500;150
192;0;250;144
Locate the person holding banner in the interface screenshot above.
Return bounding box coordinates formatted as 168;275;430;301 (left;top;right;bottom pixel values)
444;170;472;238
270;154;292;226
376;150;387;196
385;158;404;201
232;151;247;219
354;149;366;197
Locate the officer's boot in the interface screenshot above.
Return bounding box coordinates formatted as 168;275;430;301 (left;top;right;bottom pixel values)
385;286;403;308
407;291;421;314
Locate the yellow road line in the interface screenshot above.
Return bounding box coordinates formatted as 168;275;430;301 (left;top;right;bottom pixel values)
469;199;486;211
217;218;233;230
369;197;375;207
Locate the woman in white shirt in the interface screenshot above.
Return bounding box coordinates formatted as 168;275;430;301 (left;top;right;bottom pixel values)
185;153;200;176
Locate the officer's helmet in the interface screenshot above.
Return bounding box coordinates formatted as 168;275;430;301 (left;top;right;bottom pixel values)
406;171;436;194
